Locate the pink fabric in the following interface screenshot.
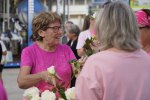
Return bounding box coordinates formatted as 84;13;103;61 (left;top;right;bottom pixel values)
0;79;7;100
21;43;76;93
135;10;150;27
148;52;150;56
76;49;150;100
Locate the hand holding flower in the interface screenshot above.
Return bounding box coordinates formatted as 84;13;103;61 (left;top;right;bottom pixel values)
40;69;58;86
47;66;61;86
69;59;81;78
78;56;88;67
83;36;100;56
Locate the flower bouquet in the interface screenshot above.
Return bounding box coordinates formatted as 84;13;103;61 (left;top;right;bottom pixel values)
23;87;75;100
83;36;100;56
69;59;81;78
23;66;76;100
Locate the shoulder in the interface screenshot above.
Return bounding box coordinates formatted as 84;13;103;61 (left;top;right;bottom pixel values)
87;50;110;61
78;30;91;41
79;30;90;36
22;43;37;54
84;50;114;69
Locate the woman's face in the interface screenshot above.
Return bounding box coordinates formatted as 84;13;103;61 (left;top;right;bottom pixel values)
140;28;150;47
67;32;75;40
41;21;63;47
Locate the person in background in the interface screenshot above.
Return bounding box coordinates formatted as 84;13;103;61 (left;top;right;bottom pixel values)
17;12;76;98
66;24;81;59
61;21;74;44
76;1;150;100
66;24;81;87
65;21;74;28
82;15;90;31
0;43;7;100
0;39;7;66
1;30;12;51
135;9;150;55
76;13;96;57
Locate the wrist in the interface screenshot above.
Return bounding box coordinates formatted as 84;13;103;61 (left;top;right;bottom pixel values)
38;72;44;81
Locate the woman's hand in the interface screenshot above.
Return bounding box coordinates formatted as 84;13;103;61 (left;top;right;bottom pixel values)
78;56;88;67
40;71;57;86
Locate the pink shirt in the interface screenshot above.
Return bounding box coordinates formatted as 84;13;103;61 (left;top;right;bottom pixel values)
76;49;150;100
21;43;76;92
148;52;150;56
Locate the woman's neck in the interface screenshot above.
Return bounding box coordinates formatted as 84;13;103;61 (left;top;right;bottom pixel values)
36;41;57;52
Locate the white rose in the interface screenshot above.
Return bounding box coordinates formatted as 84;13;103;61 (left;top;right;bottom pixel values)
23;87;39;99
41;90;56;100
31;94;41;100
47;66;56;75
65;87;75;100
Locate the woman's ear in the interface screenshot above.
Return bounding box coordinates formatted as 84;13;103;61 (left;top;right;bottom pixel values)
38;30;45;38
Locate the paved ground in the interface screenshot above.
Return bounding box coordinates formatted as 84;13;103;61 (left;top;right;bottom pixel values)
2;68;24;100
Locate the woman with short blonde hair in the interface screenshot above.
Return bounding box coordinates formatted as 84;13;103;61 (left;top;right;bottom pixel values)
76;1;150;100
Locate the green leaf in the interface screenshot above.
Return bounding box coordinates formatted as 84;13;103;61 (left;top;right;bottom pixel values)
52;88;57;93
74;62;80;69
86;49;93;56
68;59;77;64
58;89;67;100
76;62;80;68
85;38;91;44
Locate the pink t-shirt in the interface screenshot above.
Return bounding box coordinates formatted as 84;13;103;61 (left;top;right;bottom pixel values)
148;52;150;56
21;43;76;92
76;49;150;100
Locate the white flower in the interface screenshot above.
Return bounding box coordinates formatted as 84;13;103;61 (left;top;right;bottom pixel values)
23;87;39;99
41;90;56;100
31;94;41;100
47;66;56;75
65;87;75;100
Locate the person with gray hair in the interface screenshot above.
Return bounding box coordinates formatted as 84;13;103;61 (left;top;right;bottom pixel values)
66;24;80;87
66;24;80;59
76;1;150;100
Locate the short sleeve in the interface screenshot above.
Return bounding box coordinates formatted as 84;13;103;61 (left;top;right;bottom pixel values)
76;32;86;49
76;31;92;49
21;48;33;67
